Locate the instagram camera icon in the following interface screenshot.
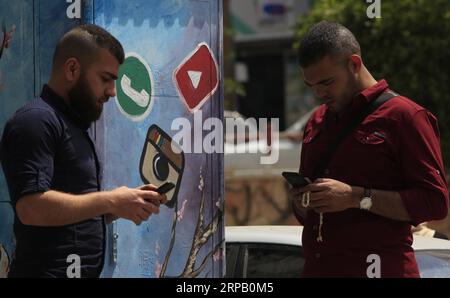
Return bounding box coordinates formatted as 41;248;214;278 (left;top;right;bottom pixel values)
139;125;185;208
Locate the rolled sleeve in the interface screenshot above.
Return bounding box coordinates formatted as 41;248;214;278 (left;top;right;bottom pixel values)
1;108;61;206
398;110;449;225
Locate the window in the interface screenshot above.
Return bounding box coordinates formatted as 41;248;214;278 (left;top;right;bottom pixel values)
225;243;241;278
244;243;304;278
416;252;450;278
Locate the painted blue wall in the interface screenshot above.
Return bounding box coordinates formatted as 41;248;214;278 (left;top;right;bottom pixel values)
94;0;224;278
0;0;81;277
0;1;34;269
0;0;224;278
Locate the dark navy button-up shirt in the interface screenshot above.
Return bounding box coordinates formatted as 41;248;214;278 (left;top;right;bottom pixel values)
0;84;105;278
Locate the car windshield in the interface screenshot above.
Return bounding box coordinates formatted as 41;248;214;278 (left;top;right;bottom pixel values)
285;108;317;133
416;252;450;278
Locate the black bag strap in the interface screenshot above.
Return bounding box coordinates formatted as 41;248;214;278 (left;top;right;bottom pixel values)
313;90;399;178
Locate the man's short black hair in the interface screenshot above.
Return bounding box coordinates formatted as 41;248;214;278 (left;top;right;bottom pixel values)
298;21;361;68
52;24;124;70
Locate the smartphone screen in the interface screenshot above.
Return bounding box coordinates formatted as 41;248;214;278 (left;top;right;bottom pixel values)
156;182;175;194
281;172;311;188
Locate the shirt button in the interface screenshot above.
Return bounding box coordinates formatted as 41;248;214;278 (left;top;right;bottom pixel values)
315;253;321;258
324;169;330;175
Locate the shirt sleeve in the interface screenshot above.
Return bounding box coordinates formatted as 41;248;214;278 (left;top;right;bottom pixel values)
1;108;61;207
292;201;305;225
397;109;449;225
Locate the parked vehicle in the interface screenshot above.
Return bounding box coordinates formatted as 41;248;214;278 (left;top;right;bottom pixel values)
225;225;450;278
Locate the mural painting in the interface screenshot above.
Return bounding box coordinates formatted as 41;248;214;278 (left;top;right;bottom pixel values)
0;20;15;92
0;244;10;278
0;0;224;278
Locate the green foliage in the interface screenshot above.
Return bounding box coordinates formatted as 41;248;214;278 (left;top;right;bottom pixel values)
224;23;246;108
224;77;246;97
295;0;450;168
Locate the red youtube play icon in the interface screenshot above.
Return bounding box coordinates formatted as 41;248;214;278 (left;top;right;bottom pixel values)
174;42;219;112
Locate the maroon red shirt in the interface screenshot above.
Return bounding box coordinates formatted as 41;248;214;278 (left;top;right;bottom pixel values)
294;80;449;277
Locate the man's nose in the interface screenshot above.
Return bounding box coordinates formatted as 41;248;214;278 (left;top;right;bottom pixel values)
107;86;116;98
313;86;327;99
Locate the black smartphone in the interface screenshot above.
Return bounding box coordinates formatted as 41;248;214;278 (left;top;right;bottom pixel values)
282;172;311;188
156;182;176;194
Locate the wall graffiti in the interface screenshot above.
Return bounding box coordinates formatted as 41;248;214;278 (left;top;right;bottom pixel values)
115;52;155;121
0;244;10;278
0;21;15;60
159;167;223;278
0;0;224;278
0;20;16;92
95;0;224;277
173;42;219;113
140;125;184;209
139;125;223;277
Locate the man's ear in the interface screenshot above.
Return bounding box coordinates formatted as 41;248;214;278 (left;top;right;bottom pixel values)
348;54;362;74
63;58;81;83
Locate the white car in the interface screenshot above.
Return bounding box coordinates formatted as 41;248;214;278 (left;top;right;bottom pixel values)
224;109;316;178
225;225;450;278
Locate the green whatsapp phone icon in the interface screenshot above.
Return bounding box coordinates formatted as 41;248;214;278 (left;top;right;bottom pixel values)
115;52;154;121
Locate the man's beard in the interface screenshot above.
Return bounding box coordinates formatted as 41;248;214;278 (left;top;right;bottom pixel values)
68;75;105;124
330;73;359;113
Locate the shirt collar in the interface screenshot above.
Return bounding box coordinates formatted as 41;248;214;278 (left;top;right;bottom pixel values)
356;79;389;104
40;84;91;130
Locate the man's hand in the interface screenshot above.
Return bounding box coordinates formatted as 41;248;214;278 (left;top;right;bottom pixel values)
298;178;360;213
137;184;168;205
107;185;167;225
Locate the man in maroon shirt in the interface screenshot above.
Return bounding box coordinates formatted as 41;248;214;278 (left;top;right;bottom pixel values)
291;21;449;277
